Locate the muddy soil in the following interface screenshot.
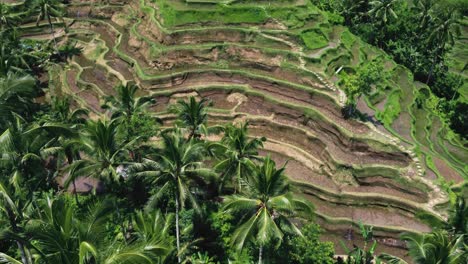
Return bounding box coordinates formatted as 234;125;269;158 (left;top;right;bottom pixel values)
433;157;464;183
391;112;413;143
261;147;427;203
305;194;430;233
140;71;366;133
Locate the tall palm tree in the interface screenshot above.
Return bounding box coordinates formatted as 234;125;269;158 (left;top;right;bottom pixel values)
212;122;265;193
0;114;63;191
47;96;89;126
37;96;87;202
0;182;33;264
424;8;461;83
0;3;21;32
447;195;467;239
170;97;209;141
222;156;314;263
102;82;156;143
429;9;461;52
102;83;155;123
368;0;399;46
131;129;213;263
33;0;65;50
368;0;399;25
337;0;367;25
65;119;130;189
413;0;435;30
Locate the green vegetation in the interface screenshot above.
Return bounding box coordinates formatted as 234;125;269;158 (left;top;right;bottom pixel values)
313;0;468;139
300;30;328;50
0;0;466;263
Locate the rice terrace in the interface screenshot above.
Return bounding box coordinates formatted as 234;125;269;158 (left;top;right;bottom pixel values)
0;0;467;263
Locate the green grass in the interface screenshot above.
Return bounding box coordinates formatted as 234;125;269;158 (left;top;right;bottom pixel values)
154;0;321;28
156;0;269;27
300;29;328;50
341;29;356;50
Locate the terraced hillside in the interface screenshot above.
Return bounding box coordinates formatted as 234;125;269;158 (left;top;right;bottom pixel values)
23;0;467;258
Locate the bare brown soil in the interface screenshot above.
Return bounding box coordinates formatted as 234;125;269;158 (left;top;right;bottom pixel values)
433;157;464;184
391;113;413;143
305;194;430;233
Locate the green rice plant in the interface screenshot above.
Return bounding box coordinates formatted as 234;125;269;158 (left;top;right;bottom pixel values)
300;29;328;50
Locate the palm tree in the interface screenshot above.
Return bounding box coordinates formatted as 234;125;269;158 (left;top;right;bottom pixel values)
390;231;466;264
37;96;88;202
44;96;88;126
337;0;367;25
222;156;314;263
0;73;37;129
102;83;155;123
426;9;461;82
33;0;65;50
21;194;173;264
170;97;209;141
131;129;213;263
102;82;156;143
0;3;21;32
212;122;265;193
65;119;130;189
53;41;83;62
0;182;33;264
0;114;63;191
368;0;399;46
0;34;42;76
447;195;467;239
368;0;399;25
413;0;435;30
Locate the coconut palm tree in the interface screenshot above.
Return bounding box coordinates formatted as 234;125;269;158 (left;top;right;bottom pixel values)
0;114;64;191
222;156;314;263
0;73;37;129
368;0;399;46
35;96;87;202
368;0;399;25
43;96;88;126
0;3;21;32
131;129;213;263
33;0;65;50
424;8;461;83
52;41;83;62
102;82;157;143
413;0;435;30
447;195;467;239
17;194;173;264
102;83;155;123
65;119;130;189
337;0;367;25
0;182;33;264
212;122;265;193
170;97;209;141
383;231;466;264
429;8;461;52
